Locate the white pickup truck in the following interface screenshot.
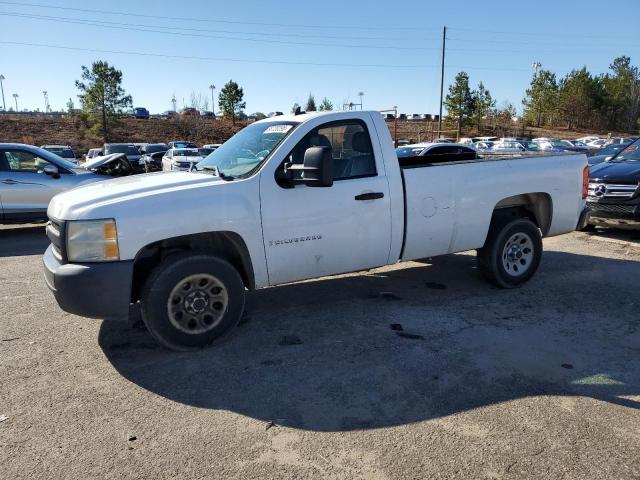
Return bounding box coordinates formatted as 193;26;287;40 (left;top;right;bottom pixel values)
43;111;589;350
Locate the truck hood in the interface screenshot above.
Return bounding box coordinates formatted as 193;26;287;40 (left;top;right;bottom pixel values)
590;161;640;184
48;171;227;220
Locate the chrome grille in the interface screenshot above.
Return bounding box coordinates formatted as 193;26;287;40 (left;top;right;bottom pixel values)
586;202;637;215
588;182;638;199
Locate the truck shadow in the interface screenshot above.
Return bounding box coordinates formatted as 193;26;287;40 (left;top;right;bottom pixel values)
99;250;640;432
0;224;48;257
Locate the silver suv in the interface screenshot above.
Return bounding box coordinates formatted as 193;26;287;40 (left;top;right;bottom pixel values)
0;144;106;224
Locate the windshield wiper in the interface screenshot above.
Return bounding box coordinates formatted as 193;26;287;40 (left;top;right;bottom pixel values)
196;165;235;181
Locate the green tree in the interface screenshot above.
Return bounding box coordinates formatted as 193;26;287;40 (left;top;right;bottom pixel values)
75;60;132;141
218;80;246;125
444;71;474;138
319;97;333;111
601;56;640;131
471;82;495;132
291;102;301;114
557;67;603;129
522;69;558;127
305;94;317;112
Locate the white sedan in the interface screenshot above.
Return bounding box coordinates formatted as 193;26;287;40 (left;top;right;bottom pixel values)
161;148;205;171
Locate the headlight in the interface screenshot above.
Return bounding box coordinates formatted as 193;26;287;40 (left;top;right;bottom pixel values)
66;219;120;262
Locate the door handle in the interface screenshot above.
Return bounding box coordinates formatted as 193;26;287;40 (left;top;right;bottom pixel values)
355;192;384;201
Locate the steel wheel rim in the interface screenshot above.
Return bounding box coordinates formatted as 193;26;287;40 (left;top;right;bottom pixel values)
502;232;534;277
167;274;229;335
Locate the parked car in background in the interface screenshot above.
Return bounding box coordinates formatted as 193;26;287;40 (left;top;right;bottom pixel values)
408;114;422;121
267;112;284;117
535;139;588;153
133;107;150;119
586;138;608;149
168;140;198;149
162;110;178;118
41;145;77;164
587;142;632;165
396;143;478;162
141;151;167;172
475;141;495;151
104;143;143;173
576;136;601;144
383;113;395;120
490;141;528;153
200;111;215;118
180;108;200;117
139;143;168;155
581;139;640;230
85;148;102;163
398;113;407;120
197;147;215;157
0;144;106;223
201;143;222;150
161;148;204;171
82;153;135;177
472;136;499;143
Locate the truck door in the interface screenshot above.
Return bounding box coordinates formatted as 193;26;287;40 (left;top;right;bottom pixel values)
259;119;392;285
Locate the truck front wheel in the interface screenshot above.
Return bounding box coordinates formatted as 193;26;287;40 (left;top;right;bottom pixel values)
477;218;543;288
140;254;245;350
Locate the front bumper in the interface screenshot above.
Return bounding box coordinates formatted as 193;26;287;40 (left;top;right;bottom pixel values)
583;200;640;230
43;245;134;320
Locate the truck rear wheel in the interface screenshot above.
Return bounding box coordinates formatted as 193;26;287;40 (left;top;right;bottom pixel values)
140;254;245;351
477;218;542;288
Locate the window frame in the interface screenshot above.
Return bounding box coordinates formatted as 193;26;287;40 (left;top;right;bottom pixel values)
276;118;378;187
0;149;71;174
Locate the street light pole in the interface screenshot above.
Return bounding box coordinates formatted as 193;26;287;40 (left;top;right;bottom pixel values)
0;75;5;111
171;95;177;112
12;93;18;111
358;91;364;110
209;84;216;118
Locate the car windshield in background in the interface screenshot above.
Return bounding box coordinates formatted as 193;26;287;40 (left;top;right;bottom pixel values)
173;142;197;149
396;147;425;158
600;143;628;156
174;150;201;157
46;148;75;158
196;122;298;178
612;140;640;162
145;145;167;154
105;145;140;156
550;140;566;147
36;147;81;170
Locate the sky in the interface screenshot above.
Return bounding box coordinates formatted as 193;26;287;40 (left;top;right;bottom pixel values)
0;0;639;115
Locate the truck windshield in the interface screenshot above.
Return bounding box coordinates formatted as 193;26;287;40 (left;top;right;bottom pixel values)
196;121;298;178
611;140;640;162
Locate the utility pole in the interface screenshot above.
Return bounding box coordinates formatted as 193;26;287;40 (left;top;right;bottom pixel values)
437;26;447;140
171;95;177;112
12;93;18;111
358;91;364;110
209;84;216;118
0;75;5;111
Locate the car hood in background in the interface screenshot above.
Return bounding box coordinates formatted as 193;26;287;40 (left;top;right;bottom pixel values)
590;161;640;183
82;153;130;170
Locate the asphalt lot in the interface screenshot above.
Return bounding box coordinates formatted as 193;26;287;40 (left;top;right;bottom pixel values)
1;224;639;479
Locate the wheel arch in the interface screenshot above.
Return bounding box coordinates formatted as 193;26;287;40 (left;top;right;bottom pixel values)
131;231;255;303
491;192;553;236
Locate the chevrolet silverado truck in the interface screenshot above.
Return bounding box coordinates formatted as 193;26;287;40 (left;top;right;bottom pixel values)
43;111;589;350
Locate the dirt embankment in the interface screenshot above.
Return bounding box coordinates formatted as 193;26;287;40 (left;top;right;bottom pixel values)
0;114;625;155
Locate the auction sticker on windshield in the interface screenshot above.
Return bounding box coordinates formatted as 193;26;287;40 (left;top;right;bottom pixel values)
264;125;294;134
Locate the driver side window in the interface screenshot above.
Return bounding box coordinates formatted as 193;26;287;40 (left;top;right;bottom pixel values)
284;121;377;181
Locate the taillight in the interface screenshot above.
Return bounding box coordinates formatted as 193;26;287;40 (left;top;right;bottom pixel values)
582;165;590;199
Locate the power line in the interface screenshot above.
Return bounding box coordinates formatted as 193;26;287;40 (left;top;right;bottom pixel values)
0;40;534;72
0;41;435;68
449;26;639;42
0;10;438;43
0;11;441;51
0;0;443;32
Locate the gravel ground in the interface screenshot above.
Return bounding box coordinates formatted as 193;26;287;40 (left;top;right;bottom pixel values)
1;225;639;479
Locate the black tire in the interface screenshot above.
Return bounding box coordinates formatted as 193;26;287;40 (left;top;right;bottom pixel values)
578;223;597;232
140;254;245;351
477;218;543;288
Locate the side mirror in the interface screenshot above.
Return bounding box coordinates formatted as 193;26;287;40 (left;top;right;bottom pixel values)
284;146;333;187
42;164;60;178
